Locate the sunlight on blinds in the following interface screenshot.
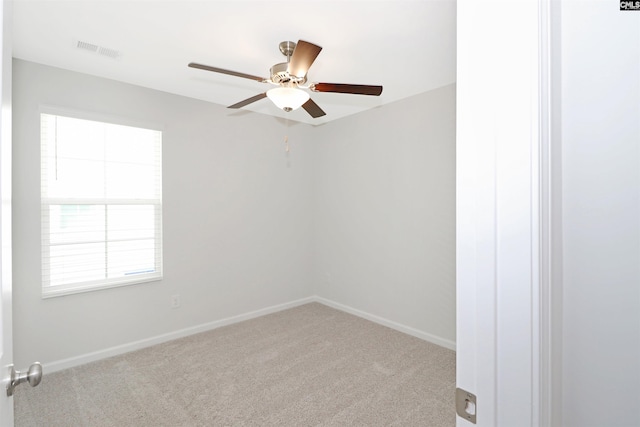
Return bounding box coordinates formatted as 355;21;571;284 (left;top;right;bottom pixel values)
41;113;162;297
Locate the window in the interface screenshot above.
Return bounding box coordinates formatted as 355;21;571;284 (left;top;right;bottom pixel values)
41;112;162;297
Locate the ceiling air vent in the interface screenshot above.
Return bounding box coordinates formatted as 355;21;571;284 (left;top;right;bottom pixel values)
76;40;99;53
97;46;120;59
75;40;121;59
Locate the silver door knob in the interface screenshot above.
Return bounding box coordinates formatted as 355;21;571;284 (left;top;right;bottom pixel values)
6;362;42;396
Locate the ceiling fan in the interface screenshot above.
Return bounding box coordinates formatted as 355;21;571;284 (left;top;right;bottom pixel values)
188;40;383;118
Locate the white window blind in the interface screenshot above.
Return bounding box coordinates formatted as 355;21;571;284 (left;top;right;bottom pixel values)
41;113;162;297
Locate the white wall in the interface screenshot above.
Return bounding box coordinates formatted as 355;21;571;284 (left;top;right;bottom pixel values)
12;59;315;367
313;84;456;347
12;59;457;369
560;2;640;426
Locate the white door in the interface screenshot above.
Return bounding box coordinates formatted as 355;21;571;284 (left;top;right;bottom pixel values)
1;4;42;423
0;0;13;424
456;1;547;425
0;0;39;423
0;0;13;423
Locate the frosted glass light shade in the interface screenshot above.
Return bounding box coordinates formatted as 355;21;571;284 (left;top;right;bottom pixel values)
266;87;310;112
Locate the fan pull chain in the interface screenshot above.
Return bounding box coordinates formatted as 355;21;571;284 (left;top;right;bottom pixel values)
284;116;290;153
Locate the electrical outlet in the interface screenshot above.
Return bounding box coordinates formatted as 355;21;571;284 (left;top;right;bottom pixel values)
170;294;181;309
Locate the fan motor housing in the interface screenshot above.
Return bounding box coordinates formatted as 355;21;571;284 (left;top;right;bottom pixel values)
270;62;307;85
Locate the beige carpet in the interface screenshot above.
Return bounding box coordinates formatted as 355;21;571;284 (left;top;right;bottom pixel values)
14;303;455;426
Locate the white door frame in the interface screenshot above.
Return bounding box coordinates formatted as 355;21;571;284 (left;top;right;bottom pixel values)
538;0;563;425
456;0;558;425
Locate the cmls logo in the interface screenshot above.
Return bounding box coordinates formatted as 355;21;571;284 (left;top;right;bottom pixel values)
620;1;640;10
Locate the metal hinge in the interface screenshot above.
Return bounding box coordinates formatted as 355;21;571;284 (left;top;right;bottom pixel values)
456;387;477;424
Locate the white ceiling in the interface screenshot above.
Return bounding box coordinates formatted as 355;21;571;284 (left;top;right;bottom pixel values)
12;0;456;126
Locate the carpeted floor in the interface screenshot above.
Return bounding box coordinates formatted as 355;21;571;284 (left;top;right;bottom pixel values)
14;303;456;426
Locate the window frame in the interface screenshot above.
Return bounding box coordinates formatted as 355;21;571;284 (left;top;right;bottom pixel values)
40;106;163;298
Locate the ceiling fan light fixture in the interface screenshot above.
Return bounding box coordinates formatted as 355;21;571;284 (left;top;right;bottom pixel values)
266;87;309;112
189;39;381;119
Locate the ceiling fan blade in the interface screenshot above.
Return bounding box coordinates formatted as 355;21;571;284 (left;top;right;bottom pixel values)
228;93;267;109
301;98;326;118
287;40;322;78
188;62;267;82
311;83;383;96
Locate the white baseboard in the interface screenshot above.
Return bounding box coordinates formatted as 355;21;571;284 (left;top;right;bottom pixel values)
43;296;315;373
313;296;457;351
44;294;455;373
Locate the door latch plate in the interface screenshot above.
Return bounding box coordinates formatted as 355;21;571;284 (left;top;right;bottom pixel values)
456;387;477;424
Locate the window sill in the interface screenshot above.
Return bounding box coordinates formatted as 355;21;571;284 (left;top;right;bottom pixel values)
42;275;162;299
